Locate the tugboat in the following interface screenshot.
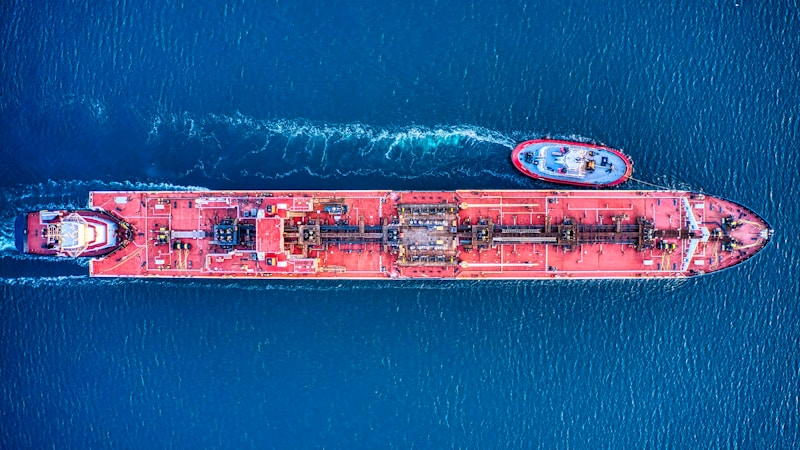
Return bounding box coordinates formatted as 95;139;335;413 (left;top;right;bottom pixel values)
512;139;633;187
14;210;129;257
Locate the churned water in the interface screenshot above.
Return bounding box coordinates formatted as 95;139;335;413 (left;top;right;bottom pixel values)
1;0;798;447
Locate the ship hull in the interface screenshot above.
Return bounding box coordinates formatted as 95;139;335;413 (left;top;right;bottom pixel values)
73;189;771;280
512;140;633;187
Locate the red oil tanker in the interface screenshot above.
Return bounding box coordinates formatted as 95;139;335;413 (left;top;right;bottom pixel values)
15;189;771;279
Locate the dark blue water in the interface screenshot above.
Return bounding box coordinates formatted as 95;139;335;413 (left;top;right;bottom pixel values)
2;0;798;447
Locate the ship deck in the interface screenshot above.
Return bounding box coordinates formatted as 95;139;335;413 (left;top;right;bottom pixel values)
87;190;771;280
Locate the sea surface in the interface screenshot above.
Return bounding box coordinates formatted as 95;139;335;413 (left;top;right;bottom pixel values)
1;0;799;448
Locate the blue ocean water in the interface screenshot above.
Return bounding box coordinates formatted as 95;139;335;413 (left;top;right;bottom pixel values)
1;0;798;447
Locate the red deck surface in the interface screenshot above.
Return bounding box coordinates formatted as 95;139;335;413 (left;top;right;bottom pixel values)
83;190;771;280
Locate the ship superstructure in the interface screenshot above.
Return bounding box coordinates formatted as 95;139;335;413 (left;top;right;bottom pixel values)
14;189;770;280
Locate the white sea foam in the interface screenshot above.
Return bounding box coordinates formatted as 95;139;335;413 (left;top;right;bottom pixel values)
0;235;15;252
0;273;507;290
137;112;550;183
2;179;208;201
0;275;90;287
148;112;517;156
0;179;208;207
56;94;109;124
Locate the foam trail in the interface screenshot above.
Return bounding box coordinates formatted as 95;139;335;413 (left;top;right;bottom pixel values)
0;275;90;287
0;179;209;211
0;216;20;254
149;113;517;148
144;113;522;182
0;236;15;252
